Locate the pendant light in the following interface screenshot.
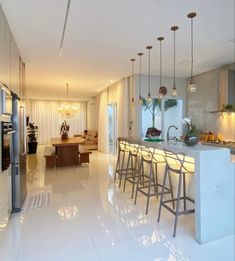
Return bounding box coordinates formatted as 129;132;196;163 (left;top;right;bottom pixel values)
171;26;179;97
58;83;78;117
130;58;135;106
187;12;197;93
157;37;167;98
146;46;153;103
137;52;143;105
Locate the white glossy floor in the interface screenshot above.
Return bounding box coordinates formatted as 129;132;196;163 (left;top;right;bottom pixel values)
0;146;234;261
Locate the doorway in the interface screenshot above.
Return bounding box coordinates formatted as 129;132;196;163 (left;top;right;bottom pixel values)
107;104;117;154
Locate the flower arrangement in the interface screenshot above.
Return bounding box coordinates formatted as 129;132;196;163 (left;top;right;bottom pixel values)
182;117;199;136
182;117;199;146
60;120;70;140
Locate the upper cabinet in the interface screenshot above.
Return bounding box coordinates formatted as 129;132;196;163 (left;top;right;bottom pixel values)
0;7;6;84
218;70;235;109
10;36;20;95
0;6;23;97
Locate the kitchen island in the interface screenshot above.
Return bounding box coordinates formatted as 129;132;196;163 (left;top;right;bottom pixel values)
118;137;235;244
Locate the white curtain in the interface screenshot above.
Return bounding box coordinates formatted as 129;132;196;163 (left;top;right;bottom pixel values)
117;78;129;138
98;90;108;153
31;100;87;144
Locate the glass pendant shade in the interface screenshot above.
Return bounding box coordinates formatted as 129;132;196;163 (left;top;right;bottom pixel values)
58;83;78;117
157;37;167;98
187;12;197;93
172;84;178;97
187;79;197;93
138;96;143;105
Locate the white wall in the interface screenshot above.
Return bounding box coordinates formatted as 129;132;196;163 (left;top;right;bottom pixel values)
86;96;100;131
186;63;235;140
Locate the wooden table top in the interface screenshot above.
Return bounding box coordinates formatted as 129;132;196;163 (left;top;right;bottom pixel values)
51;137;85;146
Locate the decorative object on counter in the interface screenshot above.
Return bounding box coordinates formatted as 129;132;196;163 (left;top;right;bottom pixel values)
182;117;199;146
27;122;38;154
157;36;167;98
171;25;179;97
146;45;153;103
142;98;177;128
57;83;78;117
60;120;70;140
145;127;162;139
222;104;235;112
187;12;197;93
130;58;135;106
137;52;143;105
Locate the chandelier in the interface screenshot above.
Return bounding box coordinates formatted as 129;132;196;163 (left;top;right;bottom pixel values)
58;83;78;117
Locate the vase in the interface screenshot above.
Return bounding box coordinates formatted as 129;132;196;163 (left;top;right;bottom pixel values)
61;133;68;140
184;134;198;146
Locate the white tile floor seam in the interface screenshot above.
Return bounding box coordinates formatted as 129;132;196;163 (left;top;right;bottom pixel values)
0;145;234;261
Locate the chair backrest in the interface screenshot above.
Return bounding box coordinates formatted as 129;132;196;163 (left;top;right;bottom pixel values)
164;149;194;173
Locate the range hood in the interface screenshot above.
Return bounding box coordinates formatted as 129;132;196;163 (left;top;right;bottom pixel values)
210;69;235;113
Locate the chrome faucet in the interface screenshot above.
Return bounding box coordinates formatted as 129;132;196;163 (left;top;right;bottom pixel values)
167;125;178;141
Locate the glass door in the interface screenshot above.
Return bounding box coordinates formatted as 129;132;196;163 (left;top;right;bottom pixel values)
107;104;117;154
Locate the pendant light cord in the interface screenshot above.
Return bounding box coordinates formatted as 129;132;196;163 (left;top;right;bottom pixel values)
148;49;150;95
160;41;162;87
132;60;135;99
139;55;142;97
66;83;69;100
173;30;176;86
191;17;194;80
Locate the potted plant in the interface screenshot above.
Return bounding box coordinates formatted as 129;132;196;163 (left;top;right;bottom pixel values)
182;117;199;146
27;122;38;154
60;121;70;140
142;98;177;139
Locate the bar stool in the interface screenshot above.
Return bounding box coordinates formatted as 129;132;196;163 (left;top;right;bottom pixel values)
122;142;143;198
114;139;135;186
134;147;174;215
157;150;195;237
114;139;128;181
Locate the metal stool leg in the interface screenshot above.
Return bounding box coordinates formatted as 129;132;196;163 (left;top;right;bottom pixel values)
118;151;126;188
123;152;131;191
114;149;121;181
146;162;154;215
134;157;144;205
173;173;182;237
157;164;168;223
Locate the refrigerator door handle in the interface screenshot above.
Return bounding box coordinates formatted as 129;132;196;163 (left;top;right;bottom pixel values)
20;105;27;155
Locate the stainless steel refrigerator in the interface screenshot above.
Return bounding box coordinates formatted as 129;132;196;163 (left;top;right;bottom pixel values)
11;93;27;212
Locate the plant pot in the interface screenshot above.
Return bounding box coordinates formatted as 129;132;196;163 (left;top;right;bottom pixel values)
61;133;68;140
28;141;38;154
184;134;199;146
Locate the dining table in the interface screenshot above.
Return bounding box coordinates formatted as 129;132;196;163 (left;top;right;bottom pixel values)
51;137;85;167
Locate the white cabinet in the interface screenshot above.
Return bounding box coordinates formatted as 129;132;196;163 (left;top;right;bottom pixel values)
10;36;20;95
0;6;22;96
0;7;6;84
0;167;12;225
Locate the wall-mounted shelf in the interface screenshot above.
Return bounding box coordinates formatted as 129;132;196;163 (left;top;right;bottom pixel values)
209;110;235;114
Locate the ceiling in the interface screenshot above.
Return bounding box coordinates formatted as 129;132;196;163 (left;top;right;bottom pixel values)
0;0;234;100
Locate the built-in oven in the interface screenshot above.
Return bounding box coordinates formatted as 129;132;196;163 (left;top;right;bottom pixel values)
1;83;12;117
2;122;15;171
